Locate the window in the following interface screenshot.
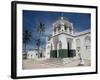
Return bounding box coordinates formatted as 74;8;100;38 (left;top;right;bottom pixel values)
85;36;90;45
51;44;53;50
69;27;72;34
58;26;61;32
54;28;56;34
64;26;67;31
76;39;80;46
53;36;59;50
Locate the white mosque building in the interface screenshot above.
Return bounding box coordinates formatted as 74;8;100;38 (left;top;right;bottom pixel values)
26;16;91;63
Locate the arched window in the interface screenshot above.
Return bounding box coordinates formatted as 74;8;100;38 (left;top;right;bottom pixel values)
85;36;90;45
54;28;56;34
58;26;61;32
64;26;67;32
84;36;91;51
76;39;80;46
51;44;53;50
53;36;59;50
69;27;72;34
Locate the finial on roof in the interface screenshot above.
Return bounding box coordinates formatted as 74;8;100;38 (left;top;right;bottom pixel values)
61;13;64;20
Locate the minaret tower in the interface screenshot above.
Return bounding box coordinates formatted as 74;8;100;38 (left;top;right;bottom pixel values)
46;14;76;59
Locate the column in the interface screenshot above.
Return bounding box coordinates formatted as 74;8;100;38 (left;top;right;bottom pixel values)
57;43;59;58
67;27;69;34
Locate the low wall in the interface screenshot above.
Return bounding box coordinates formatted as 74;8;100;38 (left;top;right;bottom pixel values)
50;49;76;58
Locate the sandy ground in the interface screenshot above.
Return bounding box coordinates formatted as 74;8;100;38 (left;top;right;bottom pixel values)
22;58;91;69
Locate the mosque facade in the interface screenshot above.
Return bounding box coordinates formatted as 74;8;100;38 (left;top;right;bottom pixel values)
45;17;91;60
26;16;91;61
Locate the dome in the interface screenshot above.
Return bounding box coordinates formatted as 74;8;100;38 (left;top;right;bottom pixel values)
53;16;73;29
52;16;74;35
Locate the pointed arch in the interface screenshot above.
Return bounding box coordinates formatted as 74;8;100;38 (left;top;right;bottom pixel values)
59;41;62;49
85;36;91;44
51;43;53;50
84;36;91;51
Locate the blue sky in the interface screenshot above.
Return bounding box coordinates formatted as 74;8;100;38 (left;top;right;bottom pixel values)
23;10;91;49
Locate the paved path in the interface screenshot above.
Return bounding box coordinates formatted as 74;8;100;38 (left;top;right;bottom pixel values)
22;58;91;69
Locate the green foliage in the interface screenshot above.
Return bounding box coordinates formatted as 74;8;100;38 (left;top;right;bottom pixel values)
37;22;45;35
35;22;45;58
23;30;32;44
23;30;32;59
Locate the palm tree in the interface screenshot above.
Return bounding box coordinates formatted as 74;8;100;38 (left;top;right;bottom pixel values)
23;30;32;59
37;22;45;35
36;22;45;58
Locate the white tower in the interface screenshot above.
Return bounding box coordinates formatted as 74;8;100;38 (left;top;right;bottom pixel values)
53;16;74;36
45;16;76;58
